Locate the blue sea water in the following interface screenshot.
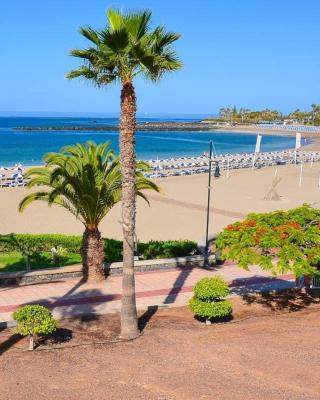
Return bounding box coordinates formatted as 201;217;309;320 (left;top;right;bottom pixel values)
0;117;299;166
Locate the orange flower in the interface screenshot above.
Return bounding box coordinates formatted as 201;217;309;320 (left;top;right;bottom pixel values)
287;221;301;230
244;220;257;228
253;235;261;244
226;224;241;231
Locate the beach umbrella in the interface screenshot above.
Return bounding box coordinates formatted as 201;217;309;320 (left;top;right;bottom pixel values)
11;173;23;179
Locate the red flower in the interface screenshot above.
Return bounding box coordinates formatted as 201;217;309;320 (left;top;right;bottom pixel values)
244;220;257;228
253;235;261;244
226;224;241;231
287;221;301;230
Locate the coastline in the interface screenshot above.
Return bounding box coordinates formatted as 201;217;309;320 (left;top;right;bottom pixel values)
215;126;320;151
14;121;320;137
2;141;318;170
216;125;320;138
2;119;320;167
11;123;320;153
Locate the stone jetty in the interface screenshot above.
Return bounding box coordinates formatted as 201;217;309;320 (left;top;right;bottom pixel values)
15;121;219;132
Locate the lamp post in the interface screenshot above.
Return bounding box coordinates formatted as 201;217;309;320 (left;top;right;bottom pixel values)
204;141;220;267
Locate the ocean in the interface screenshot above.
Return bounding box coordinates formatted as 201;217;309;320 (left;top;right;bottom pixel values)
0;117;298;166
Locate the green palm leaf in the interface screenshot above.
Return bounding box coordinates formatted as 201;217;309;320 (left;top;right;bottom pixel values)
19;141;159;228
67;8;182;84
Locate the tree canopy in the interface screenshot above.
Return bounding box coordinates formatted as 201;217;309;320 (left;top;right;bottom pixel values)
216;205;320;277
206;104;320;125
19;141;159;229
66;8;182;85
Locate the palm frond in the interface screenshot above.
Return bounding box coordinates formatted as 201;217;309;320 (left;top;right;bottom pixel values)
20;142;159;228
79;26;100;45
107;8;124;31
19;192;50;212
67;8;182;84
123;10;152;40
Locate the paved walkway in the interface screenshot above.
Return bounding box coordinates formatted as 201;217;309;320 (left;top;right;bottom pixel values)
0;263;295;324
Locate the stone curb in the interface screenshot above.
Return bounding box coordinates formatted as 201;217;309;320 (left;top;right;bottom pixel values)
0;255;216;285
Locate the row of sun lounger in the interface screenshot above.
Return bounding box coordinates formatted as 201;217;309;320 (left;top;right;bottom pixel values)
255;124;320;132
1;151;320;186
145;151;320;179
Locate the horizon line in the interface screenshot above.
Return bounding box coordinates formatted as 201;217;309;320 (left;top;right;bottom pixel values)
0;111;211;118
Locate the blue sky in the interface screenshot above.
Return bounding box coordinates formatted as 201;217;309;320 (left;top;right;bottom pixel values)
1;0;320;116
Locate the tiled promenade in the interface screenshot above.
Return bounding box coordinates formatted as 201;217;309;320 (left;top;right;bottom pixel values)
0;263;295;324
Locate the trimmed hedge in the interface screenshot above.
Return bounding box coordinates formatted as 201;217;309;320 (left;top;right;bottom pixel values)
193;276;230;301
189;276;232;322
189;297;232;319
0;234;197;263
137;240;197;260
0;234;81;253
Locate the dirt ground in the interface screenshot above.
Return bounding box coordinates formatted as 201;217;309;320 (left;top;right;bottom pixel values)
1;290;320;400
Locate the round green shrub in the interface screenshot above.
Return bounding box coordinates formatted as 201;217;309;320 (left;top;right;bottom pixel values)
193;276;230;301
189;275;232;322
13;304;57;349
189;297;232;319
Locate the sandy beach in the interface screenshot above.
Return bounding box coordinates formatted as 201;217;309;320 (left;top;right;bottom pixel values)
1;159;320;242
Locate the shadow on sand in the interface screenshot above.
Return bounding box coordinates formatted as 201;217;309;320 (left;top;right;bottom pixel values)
0;328;23;355
138;305;158;332
240;288;320;312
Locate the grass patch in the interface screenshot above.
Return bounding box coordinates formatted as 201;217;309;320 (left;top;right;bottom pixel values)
0;252;81;273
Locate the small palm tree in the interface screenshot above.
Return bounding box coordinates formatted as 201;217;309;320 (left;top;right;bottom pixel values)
19;141;159;282
67;8;182;339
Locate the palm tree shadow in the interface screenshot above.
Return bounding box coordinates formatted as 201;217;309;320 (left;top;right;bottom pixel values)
59;276;87;299
138;305;158;332
163;267;193;304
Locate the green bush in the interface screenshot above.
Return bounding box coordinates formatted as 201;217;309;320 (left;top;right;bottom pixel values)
216;204;320;277
0;234;198;263
0;234;82;253
193;276;230;300
189;297;232;319
189;276;232;323
13;305;57;350
103;238;123;262
138;240;197;259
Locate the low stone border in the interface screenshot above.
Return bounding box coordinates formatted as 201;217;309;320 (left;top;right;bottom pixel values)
0;265;83;286
0;255;215;285
106;254;215;276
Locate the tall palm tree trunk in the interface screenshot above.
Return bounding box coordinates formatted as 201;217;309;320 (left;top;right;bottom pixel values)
119;80;140;339
81;227;105;281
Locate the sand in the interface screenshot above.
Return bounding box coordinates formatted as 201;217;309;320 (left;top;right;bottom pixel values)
1;159;320;242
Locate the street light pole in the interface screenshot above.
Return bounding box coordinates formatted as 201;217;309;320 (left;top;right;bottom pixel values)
205;141;213;264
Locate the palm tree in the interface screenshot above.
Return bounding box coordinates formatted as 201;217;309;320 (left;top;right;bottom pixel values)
19;141;159;282
66;8;182;339
311;104;320;125
239;108;251;123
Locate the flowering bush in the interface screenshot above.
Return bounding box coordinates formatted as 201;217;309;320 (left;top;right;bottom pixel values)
216;204;320;277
